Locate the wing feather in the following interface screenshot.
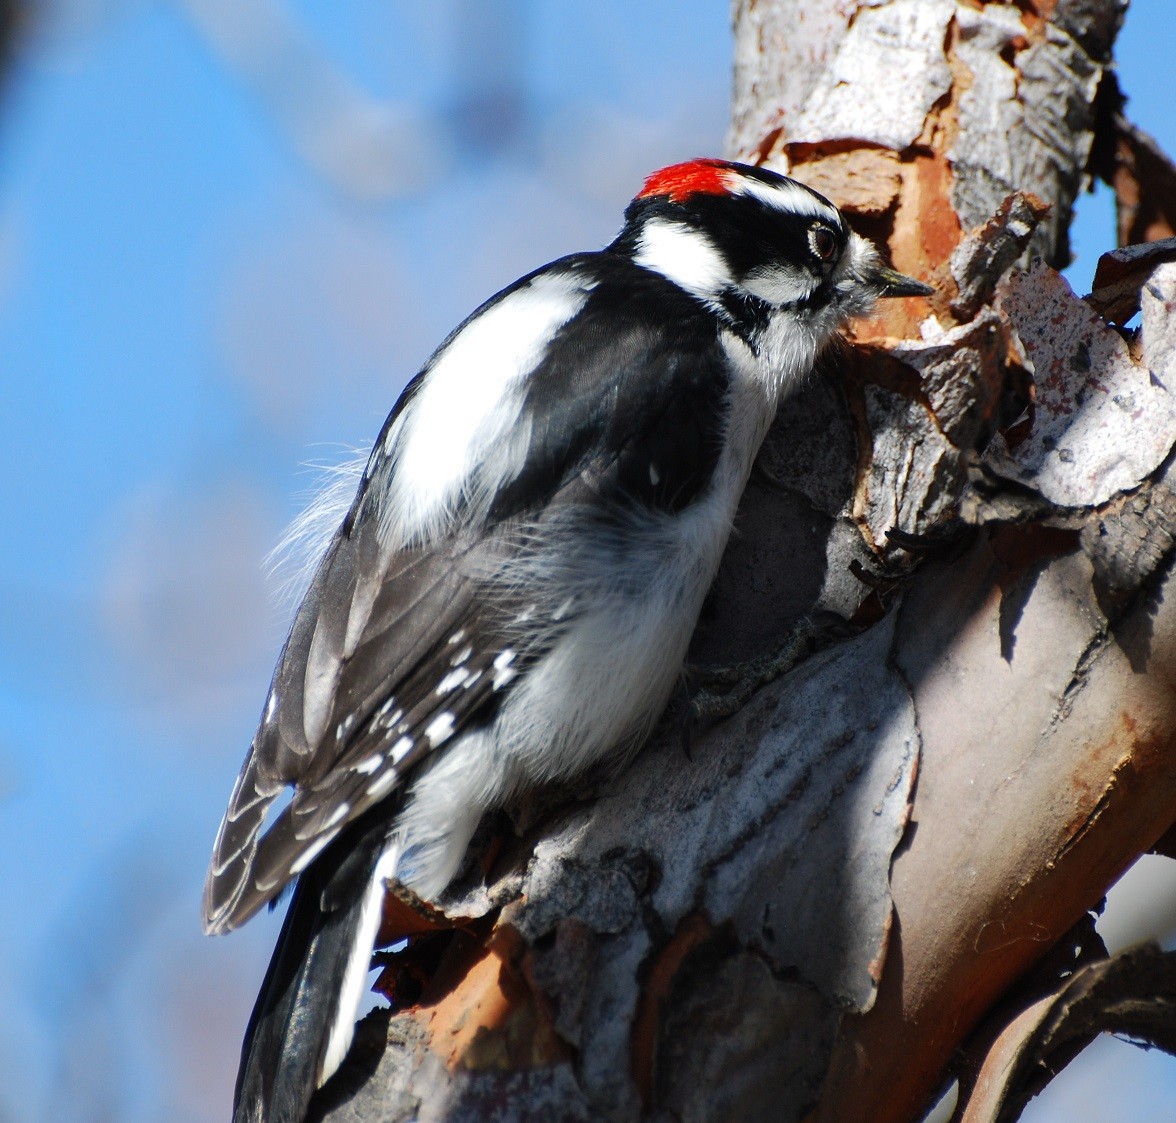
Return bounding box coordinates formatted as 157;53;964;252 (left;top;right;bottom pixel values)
203;520;516;932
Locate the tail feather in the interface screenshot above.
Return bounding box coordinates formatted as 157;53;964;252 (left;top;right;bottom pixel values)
234;814;392;1123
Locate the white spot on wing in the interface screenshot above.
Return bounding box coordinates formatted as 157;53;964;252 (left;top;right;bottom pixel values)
436;668;470;695
372;697;403;730
390;736;414;764
493;650;517;690
649;463;661;486
366;769;399;799
352;753;383;775
494;668;517;690
289;828;340;875
424;712;455;745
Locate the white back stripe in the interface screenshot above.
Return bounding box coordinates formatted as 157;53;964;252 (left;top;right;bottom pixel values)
379;270;590;546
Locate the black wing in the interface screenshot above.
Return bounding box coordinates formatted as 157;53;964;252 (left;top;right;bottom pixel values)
203;254;732;934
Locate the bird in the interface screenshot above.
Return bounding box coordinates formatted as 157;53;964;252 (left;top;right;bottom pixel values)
203;157;931;1122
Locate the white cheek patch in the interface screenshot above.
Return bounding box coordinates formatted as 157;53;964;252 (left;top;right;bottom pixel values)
633;219;731;300
740;265;816;307
379;271;590;546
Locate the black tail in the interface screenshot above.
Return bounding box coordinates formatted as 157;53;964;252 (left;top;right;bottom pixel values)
233;814;388;1123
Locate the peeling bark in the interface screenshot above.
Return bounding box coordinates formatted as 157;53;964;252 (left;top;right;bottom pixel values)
315;2;1176;1120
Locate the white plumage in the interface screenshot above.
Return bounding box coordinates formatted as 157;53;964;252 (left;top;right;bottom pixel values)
377;270;591;549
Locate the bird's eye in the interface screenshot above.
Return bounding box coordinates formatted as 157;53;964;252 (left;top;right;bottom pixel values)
809;225;838;263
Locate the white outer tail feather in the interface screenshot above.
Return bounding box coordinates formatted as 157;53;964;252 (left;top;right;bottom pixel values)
318;835;403;1088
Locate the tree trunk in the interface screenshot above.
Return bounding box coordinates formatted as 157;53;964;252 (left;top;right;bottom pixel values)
313;3;1176;1120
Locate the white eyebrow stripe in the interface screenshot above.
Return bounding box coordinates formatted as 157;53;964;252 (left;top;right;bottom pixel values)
731;176;841;226
633;218;730;300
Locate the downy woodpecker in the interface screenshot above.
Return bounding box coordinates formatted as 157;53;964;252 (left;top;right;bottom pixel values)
204;158;931;1122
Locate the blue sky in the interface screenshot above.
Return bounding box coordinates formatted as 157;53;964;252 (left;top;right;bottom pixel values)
0;2;1172;1120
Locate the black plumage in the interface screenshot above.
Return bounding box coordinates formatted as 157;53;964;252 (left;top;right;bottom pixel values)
491;256;730;517
233;811;387;1123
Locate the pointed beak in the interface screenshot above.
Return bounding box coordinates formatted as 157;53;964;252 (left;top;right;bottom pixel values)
870;264;934;299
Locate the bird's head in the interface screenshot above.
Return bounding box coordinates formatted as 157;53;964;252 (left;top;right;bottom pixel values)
614;158;931;344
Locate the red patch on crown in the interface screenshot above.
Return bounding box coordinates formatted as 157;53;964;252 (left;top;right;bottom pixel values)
636;159;734;203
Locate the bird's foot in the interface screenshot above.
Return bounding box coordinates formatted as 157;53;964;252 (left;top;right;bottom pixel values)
685;619;827;730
